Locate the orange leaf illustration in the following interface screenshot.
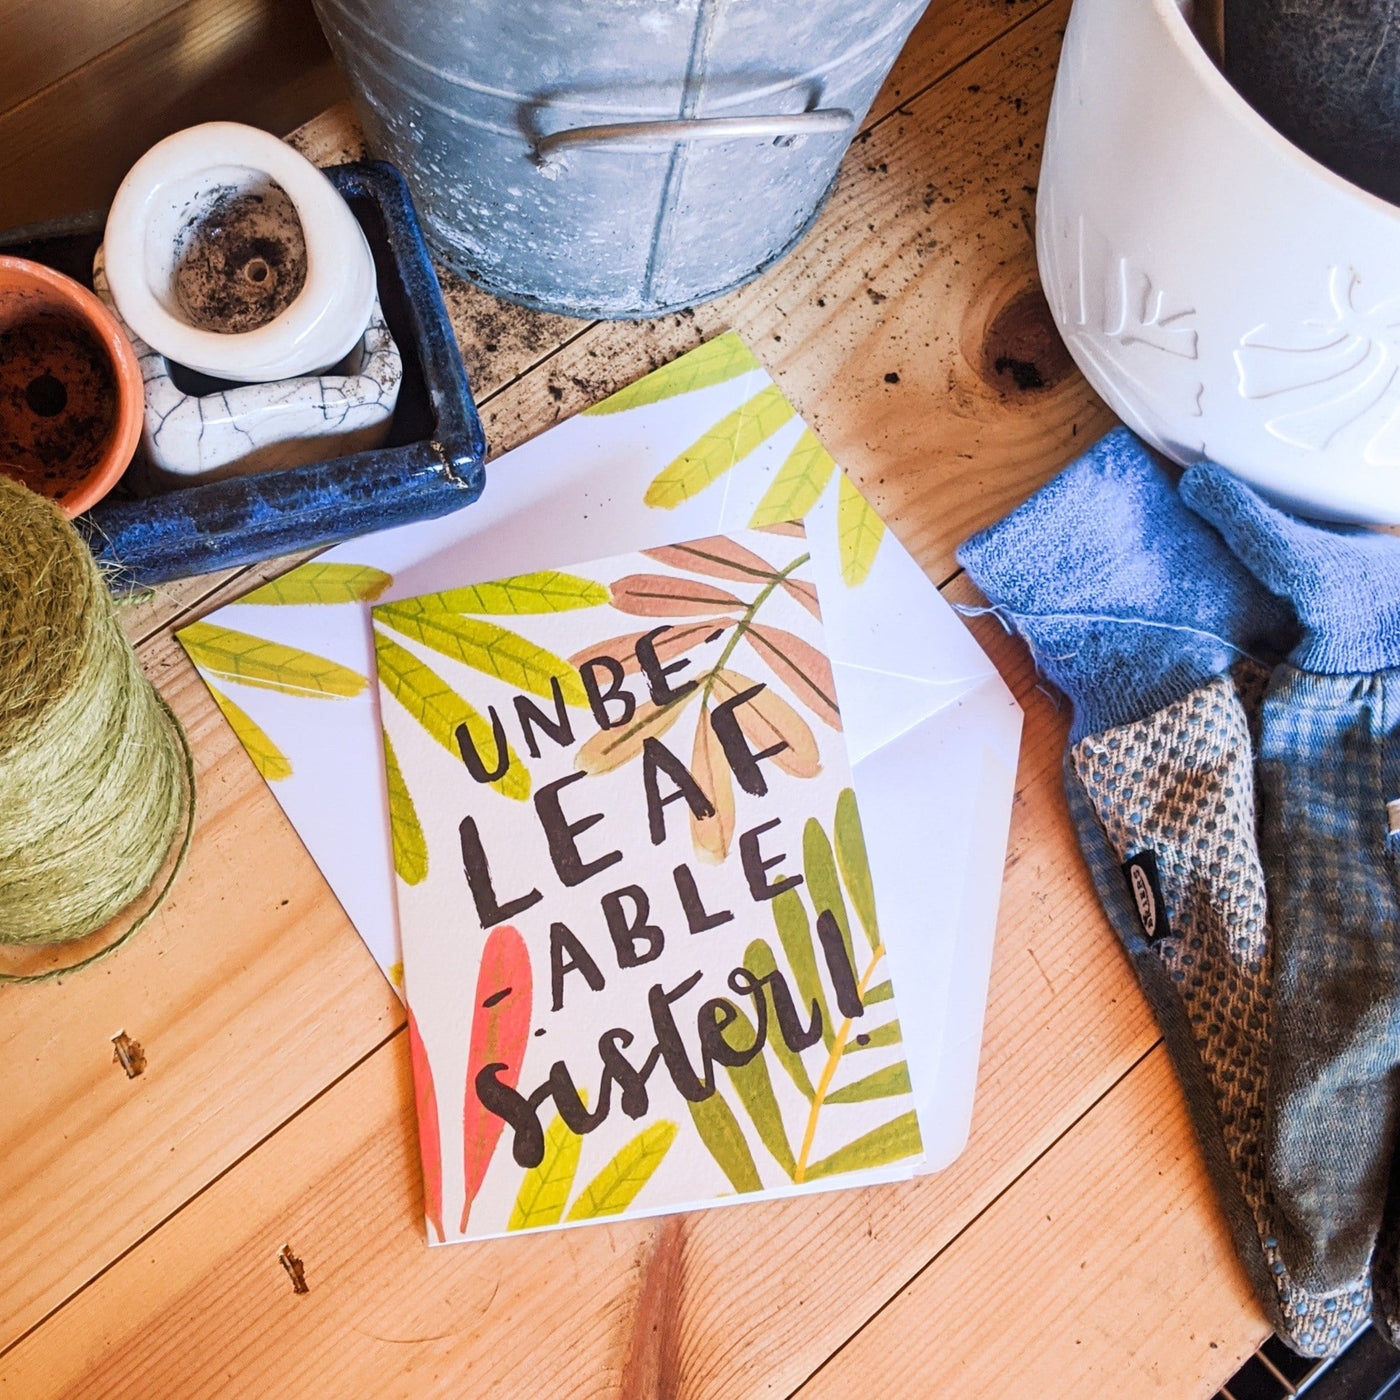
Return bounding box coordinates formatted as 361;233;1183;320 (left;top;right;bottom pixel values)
462;925;533;1231
609;573;746;617
407;1008;444;1243
781;577;821;620
754;520;805;538
644;535;785;585
569;618;731;676
575;693;694;775
743;624;842;729
691;708;736;862
713;668;821;777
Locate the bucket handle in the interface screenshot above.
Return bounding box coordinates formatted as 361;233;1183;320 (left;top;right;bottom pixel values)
534;109;854;176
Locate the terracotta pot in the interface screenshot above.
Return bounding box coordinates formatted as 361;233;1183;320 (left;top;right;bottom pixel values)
0;255;143;517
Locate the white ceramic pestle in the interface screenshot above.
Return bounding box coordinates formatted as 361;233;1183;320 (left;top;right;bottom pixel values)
103;122;376;383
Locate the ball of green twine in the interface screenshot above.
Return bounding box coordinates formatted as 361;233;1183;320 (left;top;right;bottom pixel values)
0;475;194;983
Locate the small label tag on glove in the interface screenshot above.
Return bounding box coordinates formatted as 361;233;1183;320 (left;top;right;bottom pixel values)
1122;849;1170;942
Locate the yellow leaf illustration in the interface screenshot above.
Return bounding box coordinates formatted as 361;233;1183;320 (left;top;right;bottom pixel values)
690;707;735;863
837;473;886;587
179;622;366;698
508;1109;585;1231
206;683;291;781
802;1110;922;1181
373;631;530;801
239;563;393;605
374;602;588;706
383;729;428;885
712;668;820;779
584;332;761;415
644;383;796;509
748;429;837;528
418;571;609;615
564;1120;678;1220
388;961;404;990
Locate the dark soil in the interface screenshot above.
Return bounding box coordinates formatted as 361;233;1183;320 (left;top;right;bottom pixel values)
0;311;117;501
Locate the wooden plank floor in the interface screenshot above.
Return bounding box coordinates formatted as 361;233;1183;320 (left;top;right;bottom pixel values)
0;1;1272;1394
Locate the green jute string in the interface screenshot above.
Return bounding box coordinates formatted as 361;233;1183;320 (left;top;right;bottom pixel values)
0;476;196;984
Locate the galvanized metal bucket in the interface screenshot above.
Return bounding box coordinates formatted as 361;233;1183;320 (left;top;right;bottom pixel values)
311;0;930;318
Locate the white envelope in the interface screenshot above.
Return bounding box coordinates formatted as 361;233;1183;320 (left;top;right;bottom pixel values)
181;334;1022;1172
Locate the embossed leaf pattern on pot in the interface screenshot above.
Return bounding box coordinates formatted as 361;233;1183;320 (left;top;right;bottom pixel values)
1235;265;1400;464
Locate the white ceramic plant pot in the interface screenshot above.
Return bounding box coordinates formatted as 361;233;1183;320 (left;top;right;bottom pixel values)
103;122;376;383
93;251;401;484
1037;0;1400;524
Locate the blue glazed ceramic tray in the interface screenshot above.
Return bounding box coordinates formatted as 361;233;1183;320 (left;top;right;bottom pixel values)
0;162;486;588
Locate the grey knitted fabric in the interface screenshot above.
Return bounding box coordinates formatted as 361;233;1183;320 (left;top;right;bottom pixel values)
1070;668;1370;1356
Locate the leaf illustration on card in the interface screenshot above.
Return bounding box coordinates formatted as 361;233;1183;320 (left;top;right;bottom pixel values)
644;536;783;586
575;693;695;776
844;1020;902;1053
802;1111;922;1181
644;383;797;509
508;1107;584;1231
608;574;747;618
570;619;731;677
383;729;428;885
407;1009;444;1243
723;1006;796;1178
462;926;533;1232
239;562;393;605
690;707;736;862
206;683;291;781
825;1062;912;1105
689;1090;763;1194
564;1120;678;1220
374;632;530;800
863;980;893;1006
771;888;834;1052
584;333;761;416
804;816;855;975
781;576;822;620
743;624;841;729
712;669;820;779
744;940;816;1101
835;788;879;953
419;571;609;616
837;472;885;586
749;428;837;528
376;601;588;706
180;622;367;698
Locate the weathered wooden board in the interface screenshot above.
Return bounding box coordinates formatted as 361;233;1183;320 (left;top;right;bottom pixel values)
792;1046;1268;1400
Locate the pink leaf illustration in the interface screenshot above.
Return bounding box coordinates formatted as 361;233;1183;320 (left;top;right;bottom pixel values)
744;624;842;729
462;925;534;1231
781;577;821;620
407;1008;444;1243
568;618;731;676
643;536;784;585
609;573;746;617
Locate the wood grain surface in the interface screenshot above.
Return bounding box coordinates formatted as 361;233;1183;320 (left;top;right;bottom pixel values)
0;0;1270;1394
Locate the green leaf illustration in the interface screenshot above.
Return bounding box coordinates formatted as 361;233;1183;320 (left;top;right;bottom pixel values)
837;472;886;586
825;1062;912;1105
744;940;816;1102
383;729;428;885
843;1020;902;1054
179;621;366;698
375;601;587;706
585;332;761;415
802;1110;922;1180
689;1091;763;1195
418;571;609;616
644;383;796;509
804;816;855;976
565;1120;677;1220
771;888;833;1051
863;979;894;1006
508;1110;584;1230
748;428;837;528
723;1006;796;1178
206;683;291;781
834;788;879;953
373;631;530;801
239;562;393;605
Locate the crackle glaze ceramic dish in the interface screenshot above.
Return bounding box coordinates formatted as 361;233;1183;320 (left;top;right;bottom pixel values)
1037;0;1400;523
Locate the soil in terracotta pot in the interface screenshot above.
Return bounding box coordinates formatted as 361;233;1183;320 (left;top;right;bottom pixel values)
171;177;308;334
0;311;117;501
